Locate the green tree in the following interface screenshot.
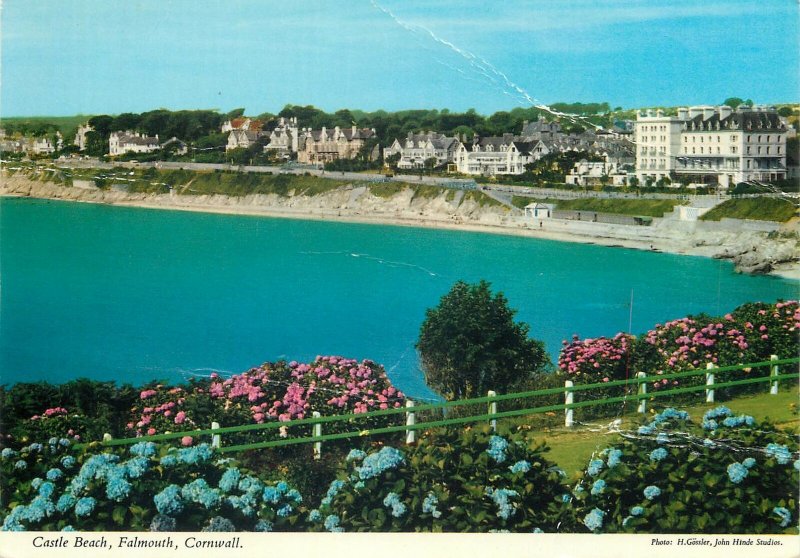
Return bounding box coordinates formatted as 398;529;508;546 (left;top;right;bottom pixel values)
416;280;550;400
723;97;744;109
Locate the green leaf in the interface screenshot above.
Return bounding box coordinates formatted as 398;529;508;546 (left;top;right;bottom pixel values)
112;506;127;526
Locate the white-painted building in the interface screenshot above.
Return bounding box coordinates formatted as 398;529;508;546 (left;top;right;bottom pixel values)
636;106;788;187
383;131;459;169
454;135;541;176
263;117;299;158
109;131;160;156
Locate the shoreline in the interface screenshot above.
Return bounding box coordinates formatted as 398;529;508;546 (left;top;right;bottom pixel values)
2;183;799;281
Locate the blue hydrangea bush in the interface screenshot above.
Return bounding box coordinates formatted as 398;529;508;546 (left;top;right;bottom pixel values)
1;440;304;532
572;407;799;534
308;425;574;532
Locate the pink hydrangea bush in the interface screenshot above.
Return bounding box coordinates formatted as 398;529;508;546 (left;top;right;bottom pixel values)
125;357;406;444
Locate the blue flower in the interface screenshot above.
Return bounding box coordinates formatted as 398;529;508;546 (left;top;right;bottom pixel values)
703;406;732;420
631;506;644;517
60;455;76;469
325;479;346;502
582;508;605;531
277;504;293;518
218;468;241;492
643;486;661;500
702;419;718;431
726;462;748;484
560;494;572;503
346;449;366;462
59;438;71;447
25;496;55;524
649;448;668;462
46;468;64;481
27;443;43;453
773;507;792;528
590;479;606;495
1;448;18;459
794;459;800;471
703;438;716;448
56;494;77;513
722;415;755;428
606;449;623;468
177;444;214;465
653;408;690;423
324;514;344;533
509;460;531;474
74;497;96;518
130;442;157;458
125;456;149;479
105;474;132;502
159;454;178;467
276;481;289;494
38;481;55;499
149;514;176;532
14;460;27;470
356;447;404;480
742;457;756;469
262;486;280;504
202;516;235;532
286;488;302;504
637;425;655;435
382;492;406;518
61;526;75;532
587;459;604;476
154;485;184;516
656;433;669;445
308;510;322;523
422;493;442;518
485;487;518;520
765;443;792;465
238;475;264;496
68;476;88;496
487;436;509;463
532;527;544;533
254;520;273;532
31;478;43;490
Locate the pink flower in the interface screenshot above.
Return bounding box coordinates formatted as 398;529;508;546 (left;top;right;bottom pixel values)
147;428;156;436
174;411;186;424
181;436;193;446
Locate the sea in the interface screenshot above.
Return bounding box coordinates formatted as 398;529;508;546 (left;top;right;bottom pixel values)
1;197;797;399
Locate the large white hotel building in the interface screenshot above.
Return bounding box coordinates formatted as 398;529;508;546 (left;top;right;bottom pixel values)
635;105;787;188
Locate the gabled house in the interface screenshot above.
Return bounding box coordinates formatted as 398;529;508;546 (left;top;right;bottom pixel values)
297;126;377;165
226;129;266;151
383;131;459;169
221;118;264;133
263;117;299;158
74;124;93;151
161;137;188;156
109;131;160;156
454;134;539;176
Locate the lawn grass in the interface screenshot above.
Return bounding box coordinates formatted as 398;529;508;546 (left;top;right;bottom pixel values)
700;197;798;222
512;388;798;479
510;196;682;216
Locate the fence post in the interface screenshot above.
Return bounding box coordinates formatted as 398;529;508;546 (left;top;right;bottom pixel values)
770;354;779;395
405;400;416;445
705;363;716;403
637;372;647;414
211;421;221;449
312;412;322;460
565;381;574;428
487;390;497;432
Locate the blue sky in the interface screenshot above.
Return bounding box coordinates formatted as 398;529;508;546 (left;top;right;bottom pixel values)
1;0;798;116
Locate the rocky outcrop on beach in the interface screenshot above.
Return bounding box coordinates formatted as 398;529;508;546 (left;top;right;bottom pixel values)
710;226;799;275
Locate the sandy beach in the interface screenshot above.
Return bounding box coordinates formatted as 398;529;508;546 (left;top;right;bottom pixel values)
3;174;799;281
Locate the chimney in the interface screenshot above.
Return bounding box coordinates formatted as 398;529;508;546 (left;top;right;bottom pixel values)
702;106;715;120
718;105;733;120
688;106;703;119
677;108;688;120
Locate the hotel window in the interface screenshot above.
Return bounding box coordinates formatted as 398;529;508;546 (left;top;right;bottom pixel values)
767;147;770;154
732;147;737;154
778;146;782;154
700;147;704;154
692;147;695;154
717;136;720;142
758;147;762;154
684;147;688;153
717;147;720;154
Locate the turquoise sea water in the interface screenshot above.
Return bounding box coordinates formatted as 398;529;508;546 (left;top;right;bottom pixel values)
1;197;797;399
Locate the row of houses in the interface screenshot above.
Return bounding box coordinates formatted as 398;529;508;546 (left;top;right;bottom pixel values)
0;131;63;156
